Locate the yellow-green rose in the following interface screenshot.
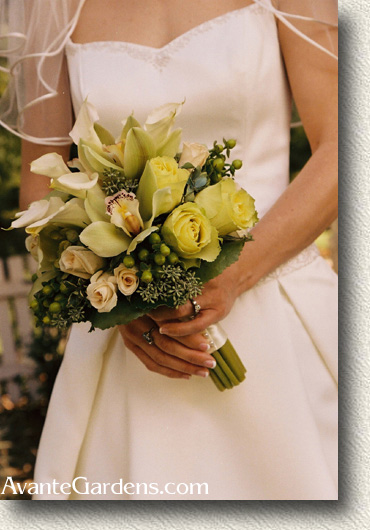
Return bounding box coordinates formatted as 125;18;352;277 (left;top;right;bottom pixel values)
194;178;258;236
136;156;189;225
161;202;220;261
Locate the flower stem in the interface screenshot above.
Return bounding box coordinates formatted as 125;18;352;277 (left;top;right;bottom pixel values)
209;370;226;391
218;339;246;382
212;350;240;386
212;358;233;389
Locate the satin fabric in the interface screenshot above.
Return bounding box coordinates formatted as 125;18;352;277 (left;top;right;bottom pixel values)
33;4;338;500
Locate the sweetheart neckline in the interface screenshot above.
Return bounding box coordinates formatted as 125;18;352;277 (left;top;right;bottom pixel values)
67;3;266;53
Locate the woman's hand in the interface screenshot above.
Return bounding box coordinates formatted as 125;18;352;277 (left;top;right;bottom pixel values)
150;261;243;337
118;315;217;380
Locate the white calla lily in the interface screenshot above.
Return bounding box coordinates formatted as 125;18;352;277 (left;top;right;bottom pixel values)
69;99;102;149
144;101;183;145
30;153;70;178
11;197;65;230
53;172;99;197
26;198;90;234
79;221;131;257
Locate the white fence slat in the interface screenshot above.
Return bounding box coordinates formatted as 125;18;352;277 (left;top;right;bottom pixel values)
0;300;16;367
0;255;36;390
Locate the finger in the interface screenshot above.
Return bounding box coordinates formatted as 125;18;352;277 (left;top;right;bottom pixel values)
124;337;191;380
150;300;194;323
152;329;216;368
158;310;217;337
140;332;211;377
175;332;212;352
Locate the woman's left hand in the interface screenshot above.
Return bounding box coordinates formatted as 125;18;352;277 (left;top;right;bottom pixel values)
150;262;243;337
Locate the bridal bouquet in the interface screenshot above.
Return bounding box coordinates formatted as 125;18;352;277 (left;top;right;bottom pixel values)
10;101;258;391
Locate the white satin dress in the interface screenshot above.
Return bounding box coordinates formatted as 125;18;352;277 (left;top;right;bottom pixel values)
33;4;338;500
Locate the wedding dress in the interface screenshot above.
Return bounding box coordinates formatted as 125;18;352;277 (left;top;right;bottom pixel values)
31;3;338;500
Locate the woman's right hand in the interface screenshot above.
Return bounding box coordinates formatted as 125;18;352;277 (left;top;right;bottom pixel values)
118;316;216;380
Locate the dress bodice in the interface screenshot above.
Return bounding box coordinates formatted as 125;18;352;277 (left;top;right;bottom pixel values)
65;3;291;218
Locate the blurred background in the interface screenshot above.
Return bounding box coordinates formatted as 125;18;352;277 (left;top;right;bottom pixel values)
0;92;338;498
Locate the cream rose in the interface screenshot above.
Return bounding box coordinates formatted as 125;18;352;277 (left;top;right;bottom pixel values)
178;142;209;168
86;270;118;313
194;178;258;236
59;245;106;279
114;264;139;296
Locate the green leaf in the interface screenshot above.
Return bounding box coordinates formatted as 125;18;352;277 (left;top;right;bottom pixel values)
91;298;148;329
195;240;245;284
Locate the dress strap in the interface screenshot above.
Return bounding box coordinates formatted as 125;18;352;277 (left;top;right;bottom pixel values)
252;0;338;61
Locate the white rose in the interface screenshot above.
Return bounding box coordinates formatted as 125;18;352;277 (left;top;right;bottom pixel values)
114;264;139;296
25;234;40;261
87;271;118;313
59;245;106;279
178;142;209;168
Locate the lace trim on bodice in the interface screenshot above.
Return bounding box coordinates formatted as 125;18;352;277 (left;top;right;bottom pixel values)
258;244;321;286
65;3;266;71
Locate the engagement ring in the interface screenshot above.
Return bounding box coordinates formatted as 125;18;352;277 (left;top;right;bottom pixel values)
142;326;156;345
189;298;201;320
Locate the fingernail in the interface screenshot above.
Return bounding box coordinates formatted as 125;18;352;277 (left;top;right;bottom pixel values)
195;369;209;378
200;342;211;351
203;359;217;369
159;328;167;335
181;374;191;380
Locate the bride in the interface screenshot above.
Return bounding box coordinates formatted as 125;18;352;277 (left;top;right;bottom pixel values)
1;0;338;500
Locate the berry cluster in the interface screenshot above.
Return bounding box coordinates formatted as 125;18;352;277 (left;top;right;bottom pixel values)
30;273;90;329
205;139;243;184
117;232;180;284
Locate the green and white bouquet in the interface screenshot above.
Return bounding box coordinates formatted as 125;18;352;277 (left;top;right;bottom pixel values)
10;101;258;391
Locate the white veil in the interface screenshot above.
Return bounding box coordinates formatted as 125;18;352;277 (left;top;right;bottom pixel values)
0;0;337;146
0;0;86;145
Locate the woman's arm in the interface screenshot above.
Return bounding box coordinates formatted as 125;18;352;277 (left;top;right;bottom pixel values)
150;6;338;336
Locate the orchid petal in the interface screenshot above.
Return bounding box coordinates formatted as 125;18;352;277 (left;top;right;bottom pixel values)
80;221;131;257
127;226;159;254
123;127;156;179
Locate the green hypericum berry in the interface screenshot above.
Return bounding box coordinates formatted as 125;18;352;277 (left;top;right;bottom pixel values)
42;285;53;296
226;139;237;149
154;254;166;266
43;299;50;308
65;229;80;243
149;232;161;245
211;173;223;184
123;255;136;268
138;248;150;262
215;144;224;153
168;252;179;265
54;294;65;302
49;230;64;241
141;270;153;283
49;302;62;314
30;299;39;311
160;244;171;257
43;316;51;325
213;158;224;171
232;159;243;170
31;273;38;283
